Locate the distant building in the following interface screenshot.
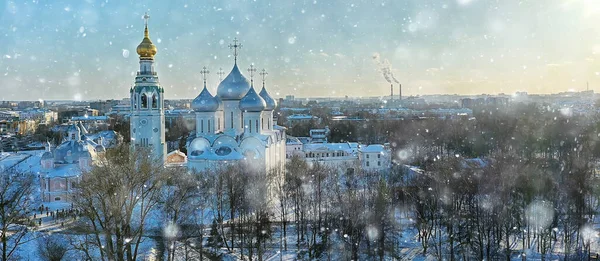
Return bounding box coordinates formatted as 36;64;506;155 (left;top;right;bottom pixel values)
90;100;120;114
286;114;321;126
286;128;392;172
39;122;119;202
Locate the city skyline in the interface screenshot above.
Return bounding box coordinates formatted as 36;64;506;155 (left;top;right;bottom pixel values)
1;0;600;100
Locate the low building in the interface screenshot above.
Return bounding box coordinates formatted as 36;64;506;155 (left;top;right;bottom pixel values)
286;114;321;126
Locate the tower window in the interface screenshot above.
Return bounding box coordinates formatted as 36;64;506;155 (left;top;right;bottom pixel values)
141;94;148;108
152;94;158;108
208;120;211;133
256;120;259;133
201;120;204;133
231;112;234;128
249;120;252;133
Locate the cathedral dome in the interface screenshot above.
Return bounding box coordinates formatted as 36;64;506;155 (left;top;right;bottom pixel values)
41;151;53;160
191;87;220;112
239;86;266;112
259;87;277;111
136;23;157;59
217;64;251;100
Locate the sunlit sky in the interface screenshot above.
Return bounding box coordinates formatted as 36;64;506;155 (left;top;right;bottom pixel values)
1;0;600;100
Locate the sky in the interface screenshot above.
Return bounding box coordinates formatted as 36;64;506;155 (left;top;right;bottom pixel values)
1;0;600;101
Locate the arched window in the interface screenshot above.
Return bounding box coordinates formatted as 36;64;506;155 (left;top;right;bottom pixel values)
133;95;137;109
152;93;158;108
141;93;148;108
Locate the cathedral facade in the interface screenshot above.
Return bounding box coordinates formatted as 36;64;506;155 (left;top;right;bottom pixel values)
130;15;286;174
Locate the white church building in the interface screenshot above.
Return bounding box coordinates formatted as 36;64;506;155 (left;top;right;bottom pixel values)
129;15;286;173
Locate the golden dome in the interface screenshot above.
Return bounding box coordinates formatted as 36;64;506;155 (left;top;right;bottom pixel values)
136;25;157;59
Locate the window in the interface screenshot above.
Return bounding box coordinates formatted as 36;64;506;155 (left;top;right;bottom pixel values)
378;154;381;159
152;94;158;108
366;154;369;159
378;161;381;166
231;112;234;128
201;120;204;133
256;120;259;133
208;120;211;133
141;93;148;108
249;119;252;132
366;161;369;167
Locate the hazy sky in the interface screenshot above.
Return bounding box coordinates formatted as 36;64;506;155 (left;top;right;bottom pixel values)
1;0;600;100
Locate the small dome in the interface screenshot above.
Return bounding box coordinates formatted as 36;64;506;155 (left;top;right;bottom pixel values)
191;87;220;112
217;64;251;100
67;124;80;133
41;151;53;160
259;87;277;110
239;87;266;112
95;145;106;153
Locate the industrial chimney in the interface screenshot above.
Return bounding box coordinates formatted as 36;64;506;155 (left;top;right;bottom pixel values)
399;83;402;101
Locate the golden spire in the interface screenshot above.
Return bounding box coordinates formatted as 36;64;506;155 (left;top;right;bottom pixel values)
136;12;157;59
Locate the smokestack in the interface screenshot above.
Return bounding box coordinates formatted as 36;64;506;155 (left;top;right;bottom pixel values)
399;83;402;101
390;84;394;100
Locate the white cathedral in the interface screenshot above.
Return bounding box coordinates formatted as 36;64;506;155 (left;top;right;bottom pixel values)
129;15;286;173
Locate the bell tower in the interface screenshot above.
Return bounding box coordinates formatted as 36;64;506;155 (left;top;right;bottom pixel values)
130;13;166;163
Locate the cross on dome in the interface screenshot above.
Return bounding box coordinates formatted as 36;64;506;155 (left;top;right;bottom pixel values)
228;38;243;63
217;67;225;81
248;64;257;84
200;66;210;84
143;12;150;27
260;69;268;88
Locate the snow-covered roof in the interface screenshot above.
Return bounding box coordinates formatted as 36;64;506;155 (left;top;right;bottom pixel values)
461;158;490;169
287;114;319;120
303;143;355;153
359;144;385;153
286;136;303;145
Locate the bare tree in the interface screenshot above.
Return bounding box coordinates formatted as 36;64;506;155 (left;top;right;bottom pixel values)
0;171;35;261
71;145;167;261
37;234;69;261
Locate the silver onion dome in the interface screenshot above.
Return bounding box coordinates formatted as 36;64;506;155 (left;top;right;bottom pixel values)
239;86;266;112
216;64;251;100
